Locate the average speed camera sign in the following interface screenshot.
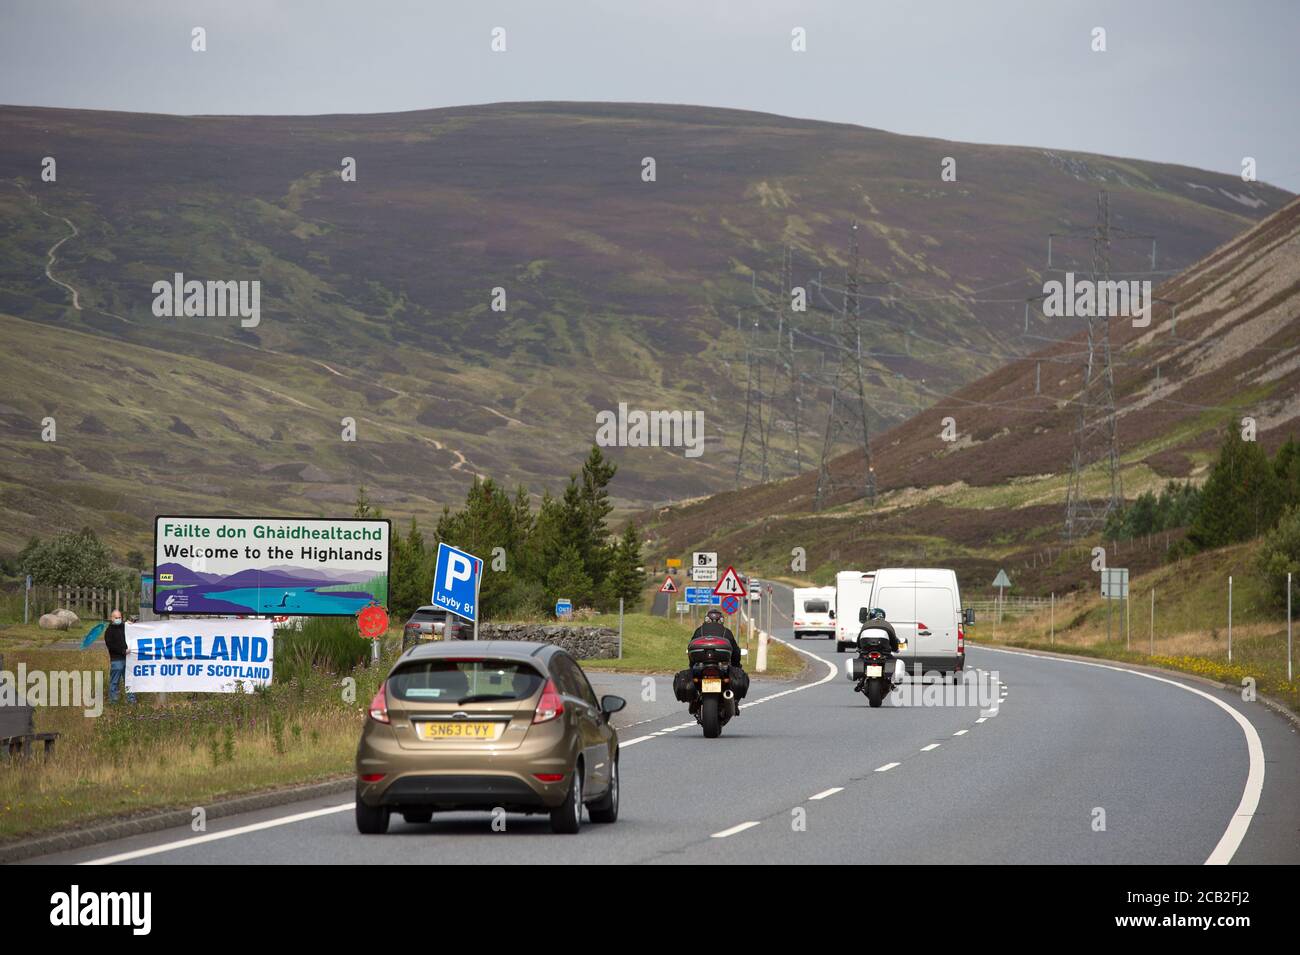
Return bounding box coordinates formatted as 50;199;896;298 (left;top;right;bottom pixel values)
693;552;717;569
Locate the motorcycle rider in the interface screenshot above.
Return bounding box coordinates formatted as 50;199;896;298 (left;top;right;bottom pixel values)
858;608;904;684
687;608;744;714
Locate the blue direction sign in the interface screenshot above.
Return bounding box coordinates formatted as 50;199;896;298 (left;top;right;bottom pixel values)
432;542;482;622
555;598;573;618
685;587;721;606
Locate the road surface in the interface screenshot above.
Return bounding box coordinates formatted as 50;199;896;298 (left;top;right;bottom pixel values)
23;583;1300;864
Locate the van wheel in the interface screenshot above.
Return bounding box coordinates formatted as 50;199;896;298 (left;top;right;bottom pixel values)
588;758;619;823
550;764;583;834
355;794;390;834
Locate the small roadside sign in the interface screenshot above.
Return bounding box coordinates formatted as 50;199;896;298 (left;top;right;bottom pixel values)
555;598;573;618
693;551;718;569
992;569;1011;589
690;566;718;582
676;601;688;614
721;595;740;615
433;542;482;623
714;565;745;597
1101;568;1129;599
666;558;682;568
685;587;720;605
658;575;679;594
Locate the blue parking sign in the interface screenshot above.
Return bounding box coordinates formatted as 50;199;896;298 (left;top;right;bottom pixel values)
432;542;482;622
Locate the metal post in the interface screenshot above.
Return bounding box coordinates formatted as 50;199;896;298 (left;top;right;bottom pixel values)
1150;586;1155;655
1050;592;1054;644
1287;573;1292;682
24;574;31;625
472;562;481;641
618;597;624;660
1227;575;1233;664
1125;589;1130;651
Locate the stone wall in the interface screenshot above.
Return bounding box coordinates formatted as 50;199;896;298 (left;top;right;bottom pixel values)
476;623;619;659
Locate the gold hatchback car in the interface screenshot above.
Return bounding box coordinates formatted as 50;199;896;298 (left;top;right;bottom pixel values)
356;640;626;834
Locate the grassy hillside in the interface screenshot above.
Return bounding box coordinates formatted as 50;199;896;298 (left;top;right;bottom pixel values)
0;101;1288;556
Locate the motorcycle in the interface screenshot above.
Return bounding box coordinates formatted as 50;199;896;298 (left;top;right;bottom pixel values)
675;635;743;738
849;620;907;708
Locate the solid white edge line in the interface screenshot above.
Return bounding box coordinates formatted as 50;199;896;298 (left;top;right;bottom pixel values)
809;787;843;800
973;644;1265;866
81;801;355;865
711;821;761;838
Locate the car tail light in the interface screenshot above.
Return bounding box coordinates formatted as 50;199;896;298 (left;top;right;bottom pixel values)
360;773;385;783
794;620;804;627
957;625;965;654
532;679;564;724
368;681;389;723
534;773;564;783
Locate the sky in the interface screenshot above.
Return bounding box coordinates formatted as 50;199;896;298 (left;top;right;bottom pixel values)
2;0;1297;191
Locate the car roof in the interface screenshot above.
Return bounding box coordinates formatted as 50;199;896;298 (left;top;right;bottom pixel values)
399;640;560;664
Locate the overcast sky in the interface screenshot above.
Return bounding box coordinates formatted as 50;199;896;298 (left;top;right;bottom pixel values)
2;0;1297;190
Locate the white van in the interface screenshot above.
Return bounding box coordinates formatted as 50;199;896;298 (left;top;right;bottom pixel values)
834;570;876;653
792;586;837;640
866;568;972;676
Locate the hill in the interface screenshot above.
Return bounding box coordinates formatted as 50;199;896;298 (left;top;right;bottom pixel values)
0;101;1289;554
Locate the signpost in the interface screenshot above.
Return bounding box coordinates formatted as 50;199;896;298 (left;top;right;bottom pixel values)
992;569;1011;625
658;575;678;617
691;551;718;583
1101;568;1128;645
713;566;745;598
685;586;720;606
433;542;482;639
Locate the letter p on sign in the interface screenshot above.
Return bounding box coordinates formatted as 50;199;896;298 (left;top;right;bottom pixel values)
433;542;482;623
445;553;472;589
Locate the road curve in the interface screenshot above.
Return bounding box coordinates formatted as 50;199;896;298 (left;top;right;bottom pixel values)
23;582;1300;865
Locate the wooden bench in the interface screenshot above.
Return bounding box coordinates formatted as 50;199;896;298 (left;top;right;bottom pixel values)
0;704;60;762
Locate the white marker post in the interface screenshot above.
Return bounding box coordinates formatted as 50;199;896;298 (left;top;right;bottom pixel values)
1150;587;1155;655
1287;573;1292;683
1227;575;1233;664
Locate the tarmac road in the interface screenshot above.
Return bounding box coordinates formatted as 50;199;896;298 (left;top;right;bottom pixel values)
24;583;1300;865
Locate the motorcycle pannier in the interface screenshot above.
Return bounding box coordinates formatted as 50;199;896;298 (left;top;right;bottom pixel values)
672;668;697;702
729;665;750;699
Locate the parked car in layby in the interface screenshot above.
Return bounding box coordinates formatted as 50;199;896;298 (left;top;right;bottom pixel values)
401;605;469;650
355;641;626;834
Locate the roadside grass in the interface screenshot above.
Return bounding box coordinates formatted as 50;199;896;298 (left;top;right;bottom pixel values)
577;611;804;678
976;541;1298;712
0;620;384;843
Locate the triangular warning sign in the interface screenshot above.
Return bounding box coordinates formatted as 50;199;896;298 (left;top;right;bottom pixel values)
992;569;1011;588
658;575;679;594
713;565;745;597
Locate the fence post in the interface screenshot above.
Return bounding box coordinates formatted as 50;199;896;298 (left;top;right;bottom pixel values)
1227;575;1233;664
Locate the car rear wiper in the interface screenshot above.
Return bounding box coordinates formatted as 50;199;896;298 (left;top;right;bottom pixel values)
455;694;515;704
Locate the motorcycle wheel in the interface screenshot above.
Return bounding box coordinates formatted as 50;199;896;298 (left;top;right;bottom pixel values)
701;696;722;738
866;680;886;708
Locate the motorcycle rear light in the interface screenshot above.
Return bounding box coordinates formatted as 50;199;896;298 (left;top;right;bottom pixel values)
534;773;565;783
359;773;386;783
532;679;565;723
368;681;389;723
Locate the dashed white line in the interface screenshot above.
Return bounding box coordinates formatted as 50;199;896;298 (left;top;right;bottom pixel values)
975;717;988;723
711;821;761;839
920;743;940;752
953;729;968;736
809;787;843;800
875;762;900;773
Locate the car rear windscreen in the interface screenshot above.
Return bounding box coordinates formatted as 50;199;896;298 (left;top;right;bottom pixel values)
802;599;830;614
409;609;447;622
388;660;544;703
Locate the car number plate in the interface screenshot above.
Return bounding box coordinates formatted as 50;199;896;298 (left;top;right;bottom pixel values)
417;721;497;740
866;665;884;678
701;678;723;693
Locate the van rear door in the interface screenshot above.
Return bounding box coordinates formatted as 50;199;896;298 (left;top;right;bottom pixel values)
914;585;958;670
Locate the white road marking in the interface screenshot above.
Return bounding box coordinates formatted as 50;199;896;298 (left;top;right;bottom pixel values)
953;729;968;736
875;762;900;772
81;802;355;865
975;717;987;723
809;787;843;800
711;821;760;838
974;644;1266;866
921;743;940;751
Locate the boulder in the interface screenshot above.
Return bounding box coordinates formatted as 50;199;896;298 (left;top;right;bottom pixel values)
38;612;69;631
53;608;80;626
